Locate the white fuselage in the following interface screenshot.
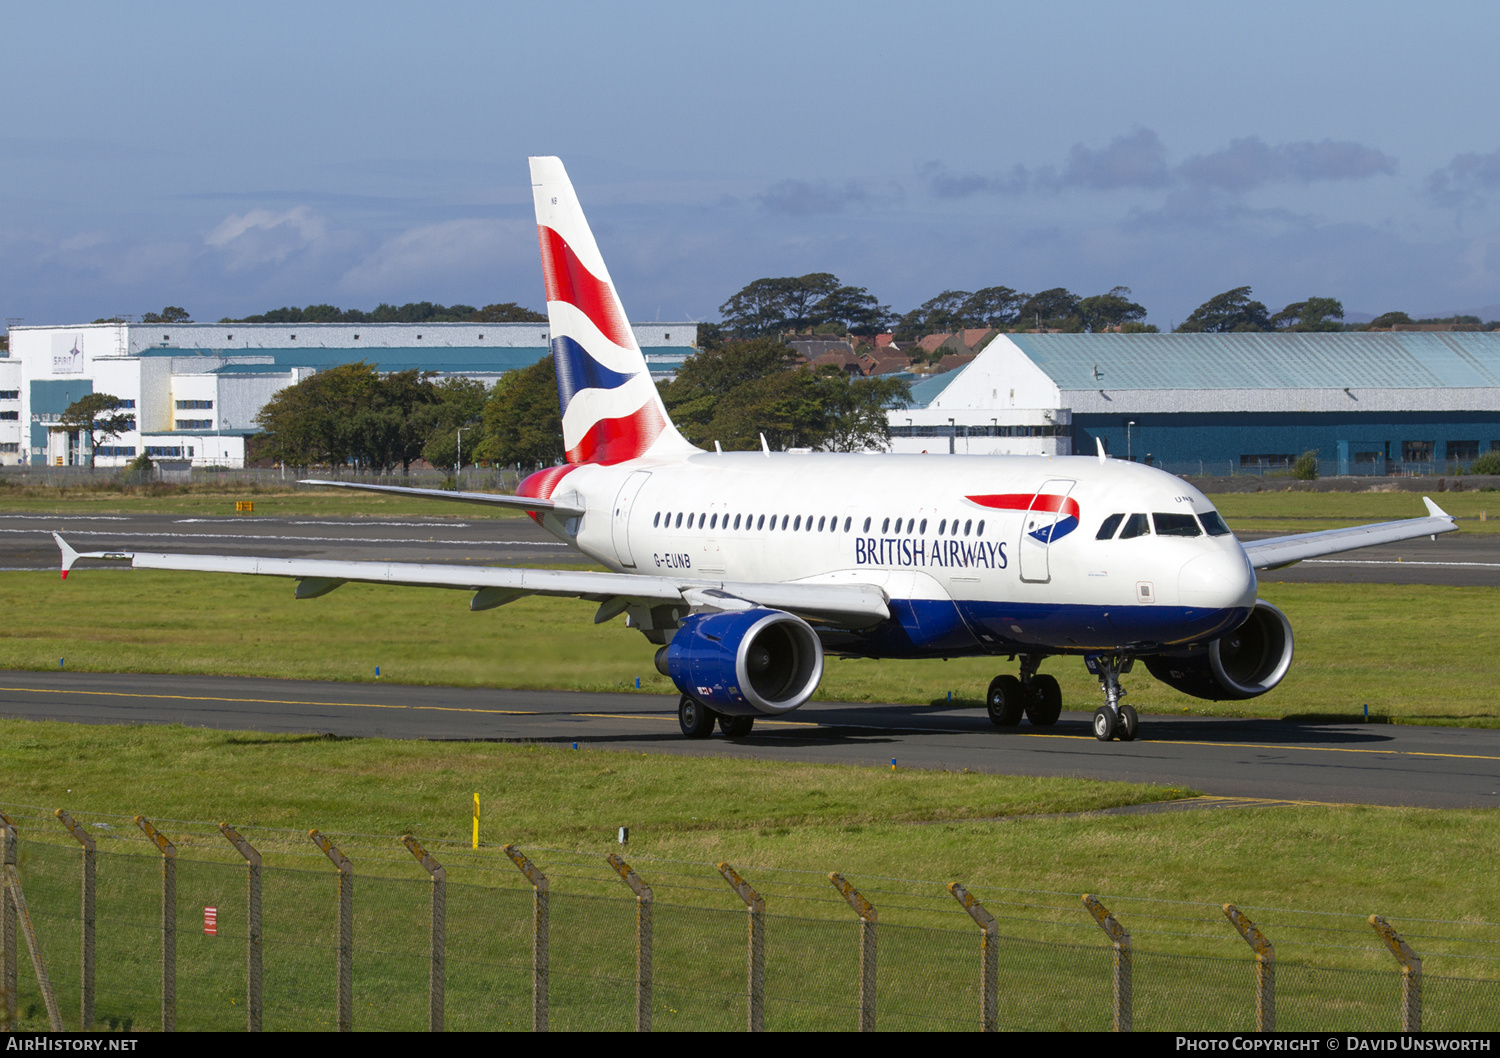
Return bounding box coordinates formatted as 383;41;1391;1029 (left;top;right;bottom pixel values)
532;452;1258;657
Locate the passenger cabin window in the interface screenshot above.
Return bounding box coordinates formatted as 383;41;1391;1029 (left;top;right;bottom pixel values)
653;512;661;527
863;517;871;532
881;518;890;533
675;513;683;528
1118;513;1151;539
794;516;801;530
1153;513;1202;537
734;514;741;530
939;519;947;534
919;518;927;533
977;521;985;536
963;519;972;536
757;515;765;530
843;517;851;532
1096;513;1125;540
1199;510;1233;537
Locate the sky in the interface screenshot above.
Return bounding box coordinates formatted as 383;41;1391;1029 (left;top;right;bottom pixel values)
6;1;1500;330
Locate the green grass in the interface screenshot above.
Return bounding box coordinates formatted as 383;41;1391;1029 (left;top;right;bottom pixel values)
4;720;1499;1031
2;569;1496;723
1208;488;1500;533
0;482;524;518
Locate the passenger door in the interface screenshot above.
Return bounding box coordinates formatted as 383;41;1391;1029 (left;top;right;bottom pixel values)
1018;478;1077;584
611;471;651;568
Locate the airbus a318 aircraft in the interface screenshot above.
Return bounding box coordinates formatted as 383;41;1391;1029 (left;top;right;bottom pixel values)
56;157;1459;743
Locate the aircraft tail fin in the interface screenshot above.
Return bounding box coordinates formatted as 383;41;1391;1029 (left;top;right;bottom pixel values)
529;156;696;465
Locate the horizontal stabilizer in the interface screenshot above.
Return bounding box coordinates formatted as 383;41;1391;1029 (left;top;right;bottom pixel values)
299;479;586;516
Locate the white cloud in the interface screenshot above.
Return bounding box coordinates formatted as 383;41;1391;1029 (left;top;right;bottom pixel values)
205;206;328;270
337;217;532;296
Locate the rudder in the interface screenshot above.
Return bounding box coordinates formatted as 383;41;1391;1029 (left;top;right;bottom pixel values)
530;156;695;465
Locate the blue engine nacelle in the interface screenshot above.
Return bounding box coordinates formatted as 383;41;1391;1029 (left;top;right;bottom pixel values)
655;609;825;717
1143;599;1295;701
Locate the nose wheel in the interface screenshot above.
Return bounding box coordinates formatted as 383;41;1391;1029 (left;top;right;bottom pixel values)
1086;654;1138;742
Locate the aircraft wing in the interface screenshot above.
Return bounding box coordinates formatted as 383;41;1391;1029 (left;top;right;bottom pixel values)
1239;497;1458;570
299;478;587;517
52;534;890;629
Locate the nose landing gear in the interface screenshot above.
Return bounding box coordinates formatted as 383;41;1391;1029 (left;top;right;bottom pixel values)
1085;654;1138;742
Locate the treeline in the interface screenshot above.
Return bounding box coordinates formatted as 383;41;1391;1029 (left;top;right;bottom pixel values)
225;301;546;324
714;276;1500;338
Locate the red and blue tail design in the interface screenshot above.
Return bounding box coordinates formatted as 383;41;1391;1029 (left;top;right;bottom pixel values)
966;493;1082;543
530;157;695;465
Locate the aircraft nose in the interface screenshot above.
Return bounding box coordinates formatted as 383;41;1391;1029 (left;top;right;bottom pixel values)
1178;548;1257;610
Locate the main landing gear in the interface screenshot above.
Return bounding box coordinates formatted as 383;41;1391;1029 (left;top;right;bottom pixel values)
678;695;755;739
986;655;1062;728
1086;654;1138;742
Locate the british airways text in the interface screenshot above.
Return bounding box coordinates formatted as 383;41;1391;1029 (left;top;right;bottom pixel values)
855;537;1007;569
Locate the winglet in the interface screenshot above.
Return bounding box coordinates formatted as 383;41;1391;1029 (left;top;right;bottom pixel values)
1096;437;1107;464
1422;496;1454;520
53;533;80;580
760;432;771;457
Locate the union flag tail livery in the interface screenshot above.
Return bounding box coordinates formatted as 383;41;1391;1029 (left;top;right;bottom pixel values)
530;156;696;466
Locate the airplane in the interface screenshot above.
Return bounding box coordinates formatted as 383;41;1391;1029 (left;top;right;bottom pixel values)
55;156;1460;743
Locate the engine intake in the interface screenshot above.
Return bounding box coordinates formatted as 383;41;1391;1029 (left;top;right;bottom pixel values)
1143;600;1294;701
655;609;824;716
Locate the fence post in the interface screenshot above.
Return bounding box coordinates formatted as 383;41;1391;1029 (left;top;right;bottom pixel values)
605;853;652;1032
2;812;15;1030
502;845;548;1032
134;816;176;1032
54;811;95;1030
2;863;63;1030
829;872;877;1032
948;882;998;1032
219;824;262;1032
1083;894;1131;1032
402;836;446;1032
1223;904;1275;1032
717;862;765;1032
309;830;353;1032
1370;915;1422;1032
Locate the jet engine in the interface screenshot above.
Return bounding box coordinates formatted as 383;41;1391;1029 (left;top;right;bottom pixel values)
1143;600;1294;701
655;608;824;716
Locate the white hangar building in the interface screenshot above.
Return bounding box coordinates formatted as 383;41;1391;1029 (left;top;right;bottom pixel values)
2;320;696;467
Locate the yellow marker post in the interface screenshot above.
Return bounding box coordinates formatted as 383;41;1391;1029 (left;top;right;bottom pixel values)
472;793;480;850
235;501;254;515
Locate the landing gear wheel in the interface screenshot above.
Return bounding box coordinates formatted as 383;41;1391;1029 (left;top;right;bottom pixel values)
718;715;754;738
1092;706;1117;742
986;675;1025;726
1026;674;1063;726
1116;704;1138;742
679;695;715;739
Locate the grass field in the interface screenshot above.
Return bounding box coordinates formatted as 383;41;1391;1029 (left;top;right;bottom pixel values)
1211;488;1500;534
1;568;1495;722
3;719;1498;1033
0;481;526;518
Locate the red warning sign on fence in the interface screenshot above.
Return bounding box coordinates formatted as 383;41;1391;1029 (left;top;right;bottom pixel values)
204;906;218;936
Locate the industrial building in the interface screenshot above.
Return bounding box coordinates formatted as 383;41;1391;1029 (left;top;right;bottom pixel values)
2;320;696;467
889;331;1500;475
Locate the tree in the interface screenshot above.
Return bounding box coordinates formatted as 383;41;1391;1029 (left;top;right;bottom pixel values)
894;290;972;339
717;274;835;336
1369;311;1413;329
1017;288;1082;330
1271;297;1344;331
1176;287;1271;332
476;355;565;468
51;394;135;465
418;376;490;469
1077;287;1149;332
816;373;911;452
961;286;1027;328
470;302;547;323
141;307;191;323
254;361;444;471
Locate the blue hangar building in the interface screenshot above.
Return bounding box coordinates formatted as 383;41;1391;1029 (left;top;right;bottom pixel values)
886;331;1500;475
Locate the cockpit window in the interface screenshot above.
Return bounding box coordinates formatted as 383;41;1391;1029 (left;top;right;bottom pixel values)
1153;512;1202;537
1096;513;1125;540
1199;510;1233;537
1118;513;1151;539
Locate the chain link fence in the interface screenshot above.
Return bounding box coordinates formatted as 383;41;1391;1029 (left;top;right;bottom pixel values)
3;804;1497;1032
